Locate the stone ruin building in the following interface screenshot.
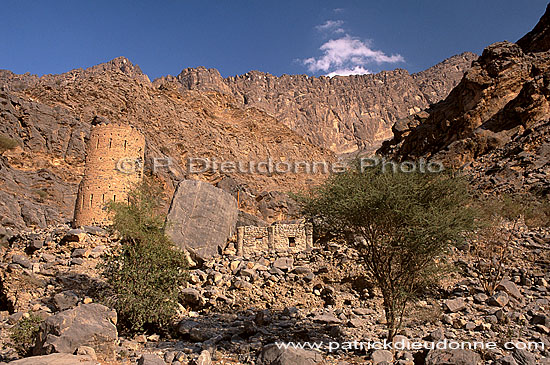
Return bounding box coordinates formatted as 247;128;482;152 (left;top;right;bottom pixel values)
71;121;313;257
236;219;313;256
73;122;145;227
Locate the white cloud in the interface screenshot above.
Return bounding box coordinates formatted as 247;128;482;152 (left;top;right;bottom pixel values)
325;66;371;77
303;35;404;74
315;20;345;34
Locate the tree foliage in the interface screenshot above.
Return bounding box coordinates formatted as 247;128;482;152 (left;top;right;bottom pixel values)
100;177;188;333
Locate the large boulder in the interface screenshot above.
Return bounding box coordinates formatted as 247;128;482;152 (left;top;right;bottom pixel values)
33;303;117;359
425;349;481;365
512;348;537;365
257;343;323;365
166;180;238;259
137;354;165;365
3;353;97;365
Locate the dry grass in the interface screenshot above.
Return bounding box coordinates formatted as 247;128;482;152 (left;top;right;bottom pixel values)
0;135;19;154
471;220;513;295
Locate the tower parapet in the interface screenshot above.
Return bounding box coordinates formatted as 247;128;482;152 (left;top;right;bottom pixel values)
73;123;145;227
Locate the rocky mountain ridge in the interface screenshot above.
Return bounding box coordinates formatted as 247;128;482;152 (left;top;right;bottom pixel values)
378;5;550;195
154;53;477;155
0;63;333;234
0;56;150;92
0;50;476;233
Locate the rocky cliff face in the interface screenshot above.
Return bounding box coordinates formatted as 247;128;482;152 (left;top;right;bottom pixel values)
0;60;334;234
517;3;550;53
154;53;477;155
379;6;550;195
0;50;477;232
0;91;87;232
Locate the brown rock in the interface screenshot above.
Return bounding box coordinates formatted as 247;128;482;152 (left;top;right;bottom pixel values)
496;280;523;300
517;4;550;53
137;354;165;365
166;180;238;259
4;353;97;365
33;303;118;359
378;10;550;195
164;55;475;155
372;350;393;364
488;291;510;307
425;349;481;365
444;298;466;313
195;350;212;365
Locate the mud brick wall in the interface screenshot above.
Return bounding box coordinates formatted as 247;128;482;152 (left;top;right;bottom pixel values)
73;123;145;227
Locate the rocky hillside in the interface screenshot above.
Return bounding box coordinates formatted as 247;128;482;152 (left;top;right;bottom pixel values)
0;59;334;234
154;53;477;155
379;6;550;195
1;220;549;364
0;50;476;234
517;4;550;53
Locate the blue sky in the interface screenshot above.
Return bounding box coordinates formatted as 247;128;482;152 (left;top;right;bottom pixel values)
1;0;547;79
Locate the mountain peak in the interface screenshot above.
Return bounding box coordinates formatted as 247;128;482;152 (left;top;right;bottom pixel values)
84;56;150;83
517;3;550;52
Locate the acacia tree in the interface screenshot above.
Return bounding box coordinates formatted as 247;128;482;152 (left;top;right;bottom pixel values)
296;162;477;340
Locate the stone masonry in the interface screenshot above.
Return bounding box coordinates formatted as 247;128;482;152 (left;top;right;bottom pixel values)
236;220;313;256
73;123;145;227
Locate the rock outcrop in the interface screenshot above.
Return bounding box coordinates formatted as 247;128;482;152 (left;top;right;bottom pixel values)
378;7;550;194
379;42;543;162
517;4;550;53
33;303;118;358
166;180;239;259
0;91;87;234
155;53;477;155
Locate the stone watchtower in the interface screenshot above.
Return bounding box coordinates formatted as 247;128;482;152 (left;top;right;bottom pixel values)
73;123;145;227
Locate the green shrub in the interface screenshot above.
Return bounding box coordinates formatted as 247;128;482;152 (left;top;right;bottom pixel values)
296;161;477;340
0;135;19;155
9;313;43;355
100;177;188;333
503;193;549;228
